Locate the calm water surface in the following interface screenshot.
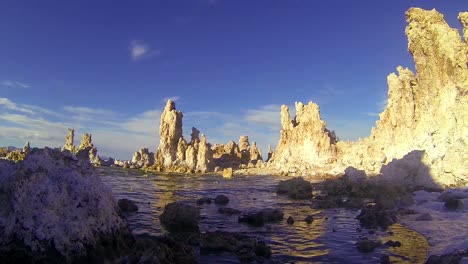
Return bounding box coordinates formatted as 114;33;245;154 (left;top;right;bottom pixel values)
99;167;428;264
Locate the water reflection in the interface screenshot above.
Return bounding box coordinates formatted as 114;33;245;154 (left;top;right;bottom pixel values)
99;167;429;263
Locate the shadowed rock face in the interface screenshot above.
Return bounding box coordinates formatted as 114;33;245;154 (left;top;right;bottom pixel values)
269;8;468;188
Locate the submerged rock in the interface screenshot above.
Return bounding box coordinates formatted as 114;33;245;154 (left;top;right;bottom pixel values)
238;209;284;227
356;239;381;253
357;204;397;229
426;249;468;264
214;194;229;205
200;231;271;262
0;147;132;263
305;215;314;224
196;197;212;205
277;177;312;199
160;202;200;231
444;197;464;210
118;198;139;212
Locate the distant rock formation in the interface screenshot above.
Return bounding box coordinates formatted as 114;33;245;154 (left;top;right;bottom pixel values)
269;8;468;188
63;131;103;166
63;128;75;152
154;100;213;173
131;148;154;168
269;102;337;172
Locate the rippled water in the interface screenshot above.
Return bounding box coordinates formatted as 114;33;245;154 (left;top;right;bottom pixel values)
99;167;429;264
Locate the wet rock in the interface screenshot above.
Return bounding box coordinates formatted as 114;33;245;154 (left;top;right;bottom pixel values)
222;167;233;178
118;198;139;212
238;209;284;227
311;196;339;209
356;239;381;253
129;235;197;264
214;195;229;205
380;254;390;264
200;231;271;262
0;147;132;262
160;202;200;231
415;213;433;221
444;197;464;210
287;216;294;225
277;177;312;199
426;249;468;264
218;207;241;215
384;240;401;247
196;197;212;205
305;215;314;224
343;197;366;209
357;204;397;229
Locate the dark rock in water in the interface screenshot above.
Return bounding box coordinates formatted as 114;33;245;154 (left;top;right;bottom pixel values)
214;194;230;205
118;198;138;212
380;254;390;264
218;207;241;215
238;209;284;227
200;231;271;262
160;202;200;231
356;239;381;253
444;197;464;210
287;216;294;225
311;196;339;209
277;177;312;199
129;234;197;264
415;213;433;221
343;197;365;209
357;204;397;229
426;249;468;264
384;240;401;247
305;215;314;224
0;147;133;263
196;197;212;205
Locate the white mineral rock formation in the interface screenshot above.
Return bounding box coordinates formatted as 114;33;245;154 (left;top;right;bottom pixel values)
0;148;128;259
269;8;468;188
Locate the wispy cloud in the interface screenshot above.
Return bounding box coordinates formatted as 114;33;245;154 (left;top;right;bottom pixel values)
162;96;180;103
64;106;116;116
365;98;388;117
129;40;159;61
0;97;34;114
1;80;31;89
244;104;280;131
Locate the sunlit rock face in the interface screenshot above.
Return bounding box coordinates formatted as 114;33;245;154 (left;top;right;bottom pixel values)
270;102;337;173
0;148;130;261
155;100;183;168
75;133;102;166
131;148;155;168
270;8;468;188
62;128;75;152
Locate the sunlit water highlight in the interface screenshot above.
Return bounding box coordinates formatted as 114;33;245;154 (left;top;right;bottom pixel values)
99;167;428;263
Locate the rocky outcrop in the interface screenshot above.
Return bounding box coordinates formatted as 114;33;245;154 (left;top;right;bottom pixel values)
195;134;213;173
268;8;468;188
131;148;154;168
249;141;262;164
159;202;200;231
62;128;75;152
0;148;132;262
155;100;183;168
269;102;337;173
75;133;102;166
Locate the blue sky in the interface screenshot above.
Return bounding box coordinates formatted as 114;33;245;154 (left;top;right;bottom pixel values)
0;0;466;159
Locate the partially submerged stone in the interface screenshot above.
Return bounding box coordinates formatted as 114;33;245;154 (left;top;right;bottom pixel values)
277;177;312;199
159;202;200;231
118;198;139;212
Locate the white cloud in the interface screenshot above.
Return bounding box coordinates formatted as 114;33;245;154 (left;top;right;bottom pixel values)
1;80;30;89
129;40;159;61
162;96;180;103
64;106;116;117
244;104;280;131
0;97;34;114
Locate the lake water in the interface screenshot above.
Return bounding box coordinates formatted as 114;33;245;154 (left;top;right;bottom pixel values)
99;167;429;264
